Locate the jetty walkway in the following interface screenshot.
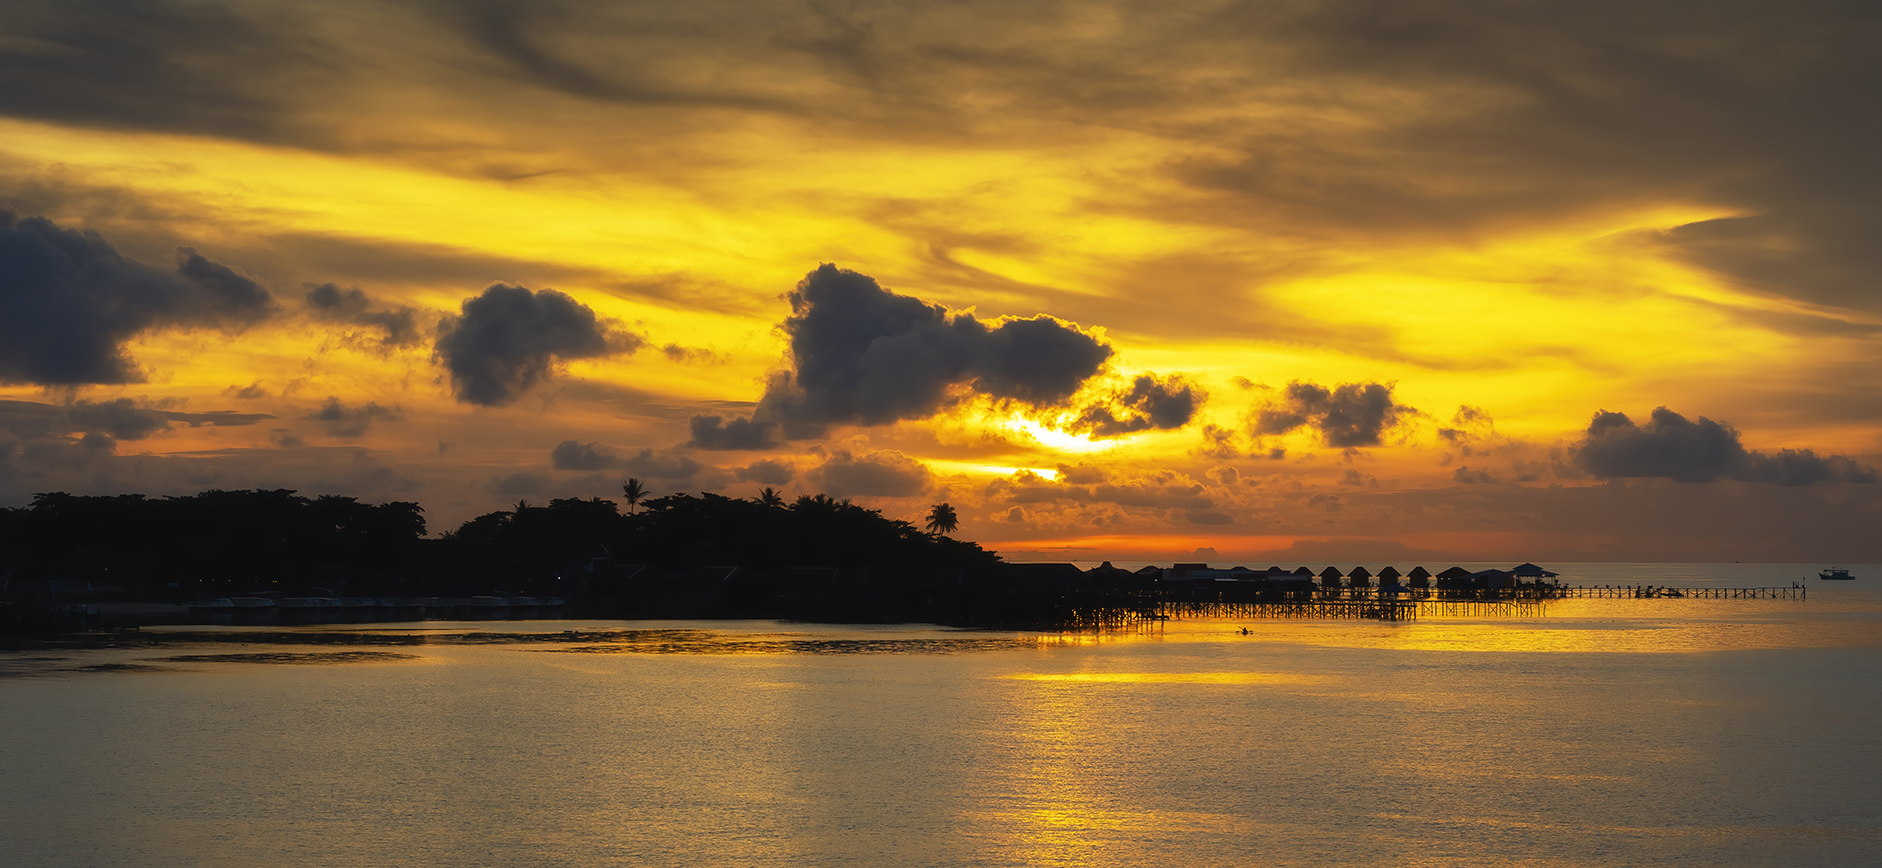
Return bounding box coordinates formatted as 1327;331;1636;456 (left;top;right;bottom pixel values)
1548;585;1804;600
1060;585;1807;627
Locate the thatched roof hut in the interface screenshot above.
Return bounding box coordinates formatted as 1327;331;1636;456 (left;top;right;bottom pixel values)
1436;566;1474;579
1348;566;1373;586
1318;566;1343;587
1406;566;1432;580
1293;566;1313;577
1377;566;1403;581
1510;562;1559;578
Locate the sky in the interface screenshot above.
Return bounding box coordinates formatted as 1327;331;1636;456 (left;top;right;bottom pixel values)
2;0;1879;563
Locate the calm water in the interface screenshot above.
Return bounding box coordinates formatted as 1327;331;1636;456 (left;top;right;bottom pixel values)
4;564;1879;867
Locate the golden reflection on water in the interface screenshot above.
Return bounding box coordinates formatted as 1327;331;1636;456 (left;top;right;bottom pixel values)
1004;672;1321;685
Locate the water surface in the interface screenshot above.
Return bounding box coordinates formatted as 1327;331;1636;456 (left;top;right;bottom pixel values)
4;565;1878;867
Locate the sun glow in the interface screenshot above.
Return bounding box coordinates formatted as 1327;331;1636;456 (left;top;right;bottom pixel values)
1006;418;1120;453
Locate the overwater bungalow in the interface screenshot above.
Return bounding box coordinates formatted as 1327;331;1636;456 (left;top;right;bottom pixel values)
1348;566;1374;588
1318;566;1344;589
1406;566;1432;589
1376;566;1403;590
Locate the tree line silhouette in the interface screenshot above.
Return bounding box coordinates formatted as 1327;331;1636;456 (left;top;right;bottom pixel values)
0;482;993;603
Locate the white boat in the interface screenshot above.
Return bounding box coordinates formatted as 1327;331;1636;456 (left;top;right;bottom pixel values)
1819;568;1855;581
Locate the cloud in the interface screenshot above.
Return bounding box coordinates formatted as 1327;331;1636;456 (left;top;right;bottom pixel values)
1438;405;1495;445
0;398;272;443
661;343;718;363
1073;373;1204;437
306;397;403;438
712;264;1113;442
224;381;269;400
688;413;779;450
305;283;421;346
735;459;795;485
434;283;644;406
1573;407;1877;486
488;472;549;497
617;447;704;481
0;213;276;385
0;0;323;144
812;450;933;498
1255;381;1414;448
1453;466;1497;485
550;439;616;471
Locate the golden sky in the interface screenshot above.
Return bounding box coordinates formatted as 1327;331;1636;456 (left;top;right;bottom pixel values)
2;0;1878;561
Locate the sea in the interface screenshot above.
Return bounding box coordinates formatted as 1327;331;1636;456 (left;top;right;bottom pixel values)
3;563;1878;867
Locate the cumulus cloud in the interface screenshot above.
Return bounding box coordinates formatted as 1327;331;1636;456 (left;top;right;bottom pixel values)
0;213;275;385
735;459;795;484
1573;407;1877;486
699;264;1113;443
306;283;421;346
305;397;403;438
1255;381;1414;448
434;283;644;406
550;439;616;471
1072;373;1204;437
812;450;932;498
617;447;704;482
689;414;779;450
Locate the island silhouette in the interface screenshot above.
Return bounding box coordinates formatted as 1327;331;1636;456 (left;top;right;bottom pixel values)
2;482;1575;634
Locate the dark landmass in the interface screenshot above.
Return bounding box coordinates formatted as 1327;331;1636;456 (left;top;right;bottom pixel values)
0;488;1119;632
1;488;1570;638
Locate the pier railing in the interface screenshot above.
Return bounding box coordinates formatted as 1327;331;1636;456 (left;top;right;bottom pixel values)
1048;583;1807;627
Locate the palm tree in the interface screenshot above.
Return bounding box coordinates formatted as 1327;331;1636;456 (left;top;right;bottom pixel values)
621;478;648;514
513;499;531;514
925;502;959;536
756;487;784;508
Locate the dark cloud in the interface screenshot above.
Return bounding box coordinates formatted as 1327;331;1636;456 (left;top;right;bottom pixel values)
734;459;795;485
0;0;325;144
1454;466;1497;485
306;398;403;438
550;439;615;471
306;283;421;346
225;381;269;400
433;283;644;406
1255;381;1414;448
66;398;168;441
714;264;1113;441
661;343;718;363
812;450;932;498
0;398;271;443
688;414;780;451
617;448;703;481
1573;407;1877;486
1073;373;1204;437
0;213;276;385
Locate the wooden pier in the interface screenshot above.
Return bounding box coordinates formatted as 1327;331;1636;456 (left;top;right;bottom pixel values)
1040;582;1809;629
1547;586;1804;600
1160;599;1421;622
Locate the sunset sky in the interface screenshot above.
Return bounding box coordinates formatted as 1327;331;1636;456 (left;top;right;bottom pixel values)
3;0;1878;562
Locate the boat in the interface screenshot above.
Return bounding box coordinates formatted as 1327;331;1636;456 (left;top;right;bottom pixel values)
1819;568;1855;581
